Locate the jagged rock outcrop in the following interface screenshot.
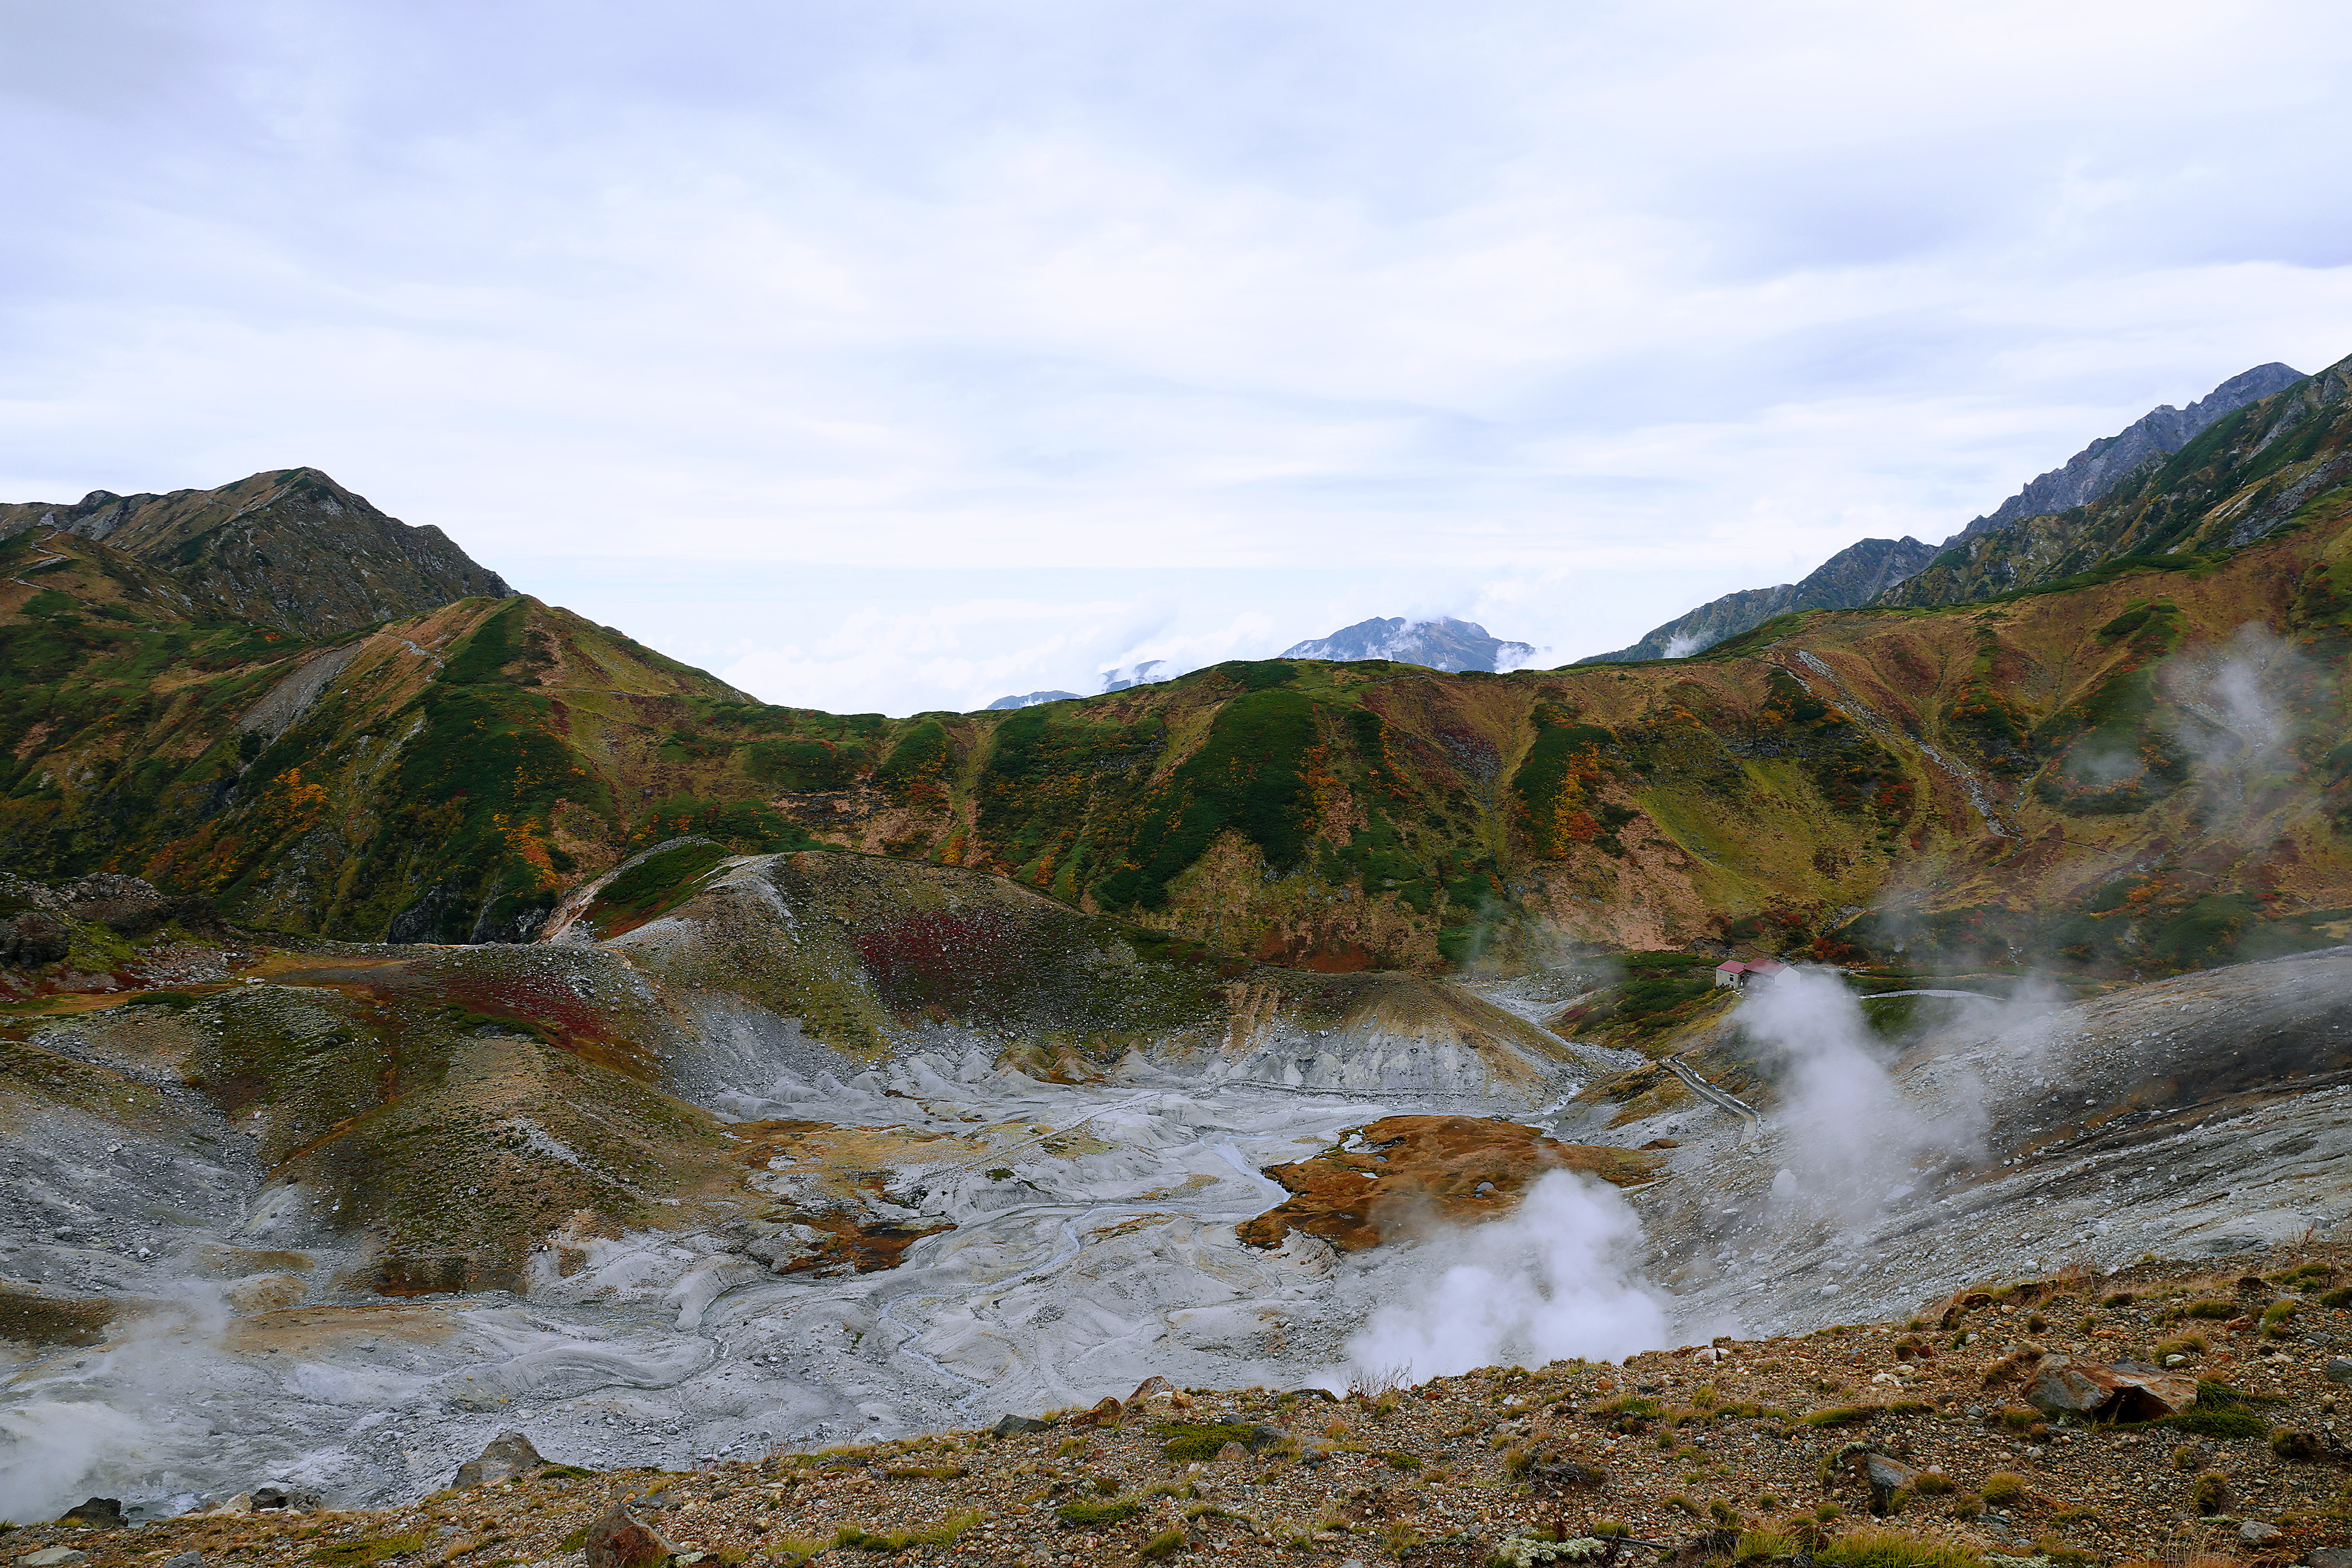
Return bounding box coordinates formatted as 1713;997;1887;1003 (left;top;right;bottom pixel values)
0;468;510;637
1882;350;2352;607
1577;537;1935;663
1950;362;2305;542
1282;615;1535;673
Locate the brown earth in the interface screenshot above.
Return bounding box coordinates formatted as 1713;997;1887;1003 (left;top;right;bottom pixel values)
1236;1116;1668;1252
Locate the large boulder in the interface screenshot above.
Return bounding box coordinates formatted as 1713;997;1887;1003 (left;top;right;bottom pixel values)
2024;1354;2197;1421
452;1431;547;1489
59;1498;122;1530
584;1505;676;1568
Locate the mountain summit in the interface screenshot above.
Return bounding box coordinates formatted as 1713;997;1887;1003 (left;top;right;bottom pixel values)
1281;615;1534;672
0;467;511;637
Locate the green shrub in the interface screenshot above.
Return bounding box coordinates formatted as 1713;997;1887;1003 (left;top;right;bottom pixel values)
2158;1406;2269;1440
1979;1472;2028;1506
1813;1527;1987;1568
2272;1429;2327;1462
831;1511;978;1552
1139;1526;1187;1559
1056;1497;1141;1527
313;1536;432;1566
2183;1299;2236;1319
1156;1422;1260;1462
1802;1405;1880;1428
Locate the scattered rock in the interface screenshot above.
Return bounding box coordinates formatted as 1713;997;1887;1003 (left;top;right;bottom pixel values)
584;1505;675;1568
2024;1354;2197;1421
989;1414;1050;1438
1526;1456;1610;1494
18;1550;89;1568
1128;1375;1176;1404
163;1553;203;1568
2305;1550;2352;1568
2241;1520;2282;1545
1073;1396;1122;1426
1214;1441;1249;1463
2325;1357;2352;1385
453;1431;547;1489
58;1500;122;1530
1861;1453;1921;1515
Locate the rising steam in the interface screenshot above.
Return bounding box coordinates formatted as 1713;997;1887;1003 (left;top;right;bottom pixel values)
1735;965;1985;1217
1341;1170;1667;1382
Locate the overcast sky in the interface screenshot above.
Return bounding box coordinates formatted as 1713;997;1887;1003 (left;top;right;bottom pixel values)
5;1;2350;714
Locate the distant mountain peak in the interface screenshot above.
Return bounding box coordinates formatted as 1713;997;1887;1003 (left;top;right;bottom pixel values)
1282;615;1535;673
1952;362;2304;543
984;690;1081;710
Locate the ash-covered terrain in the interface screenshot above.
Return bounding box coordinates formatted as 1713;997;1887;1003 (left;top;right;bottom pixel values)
4;854;2347;1527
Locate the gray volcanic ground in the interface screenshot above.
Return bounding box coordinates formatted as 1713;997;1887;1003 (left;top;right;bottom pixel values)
4;906;2348;1524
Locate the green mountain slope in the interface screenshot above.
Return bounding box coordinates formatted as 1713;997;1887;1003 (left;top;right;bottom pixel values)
5;403;2352;982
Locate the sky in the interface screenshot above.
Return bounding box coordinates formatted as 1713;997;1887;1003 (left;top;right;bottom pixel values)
5;1;2351;716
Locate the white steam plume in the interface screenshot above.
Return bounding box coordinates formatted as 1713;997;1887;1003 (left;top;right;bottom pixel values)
2163;622;2310;824
1737;966;1984;1217
0;1401;160;1524
1341;1170;1667;1383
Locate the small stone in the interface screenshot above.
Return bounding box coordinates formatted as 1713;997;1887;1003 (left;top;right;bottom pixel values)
453;1430;546;1489
165;1555;203;1568
990;1414;1050;1438
1074;1396;1122;1426
2239;1520;2281;1545
19;1552;90;1567
585;1505;675;1568
2164;1354;2187;1367
250;1488;287;1512
1127;1375;1176;1404
2305;1550;2352;1568
1863;1453;1921;1515
2325;1358;2352;1385
1215;1442;1249;1462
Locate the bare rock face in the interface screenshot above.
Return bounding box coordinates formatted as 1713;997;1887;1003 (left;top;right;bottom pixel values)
1237;1115;1664;1252
2024;1354;2197;1421
584;1505;676;1568
452;1431;547;1489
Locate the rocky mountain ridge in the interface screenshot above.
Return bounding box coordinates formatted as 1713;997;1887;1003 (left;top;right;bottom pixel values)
1884;354;2352;607
1576;537;1937;664
1953;361;2306;541
1577;361;2307;668
0;468;511;638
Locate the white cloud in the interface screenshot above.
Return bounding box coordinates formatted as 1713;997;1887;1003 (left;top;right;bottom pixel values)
3;0;2350;711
